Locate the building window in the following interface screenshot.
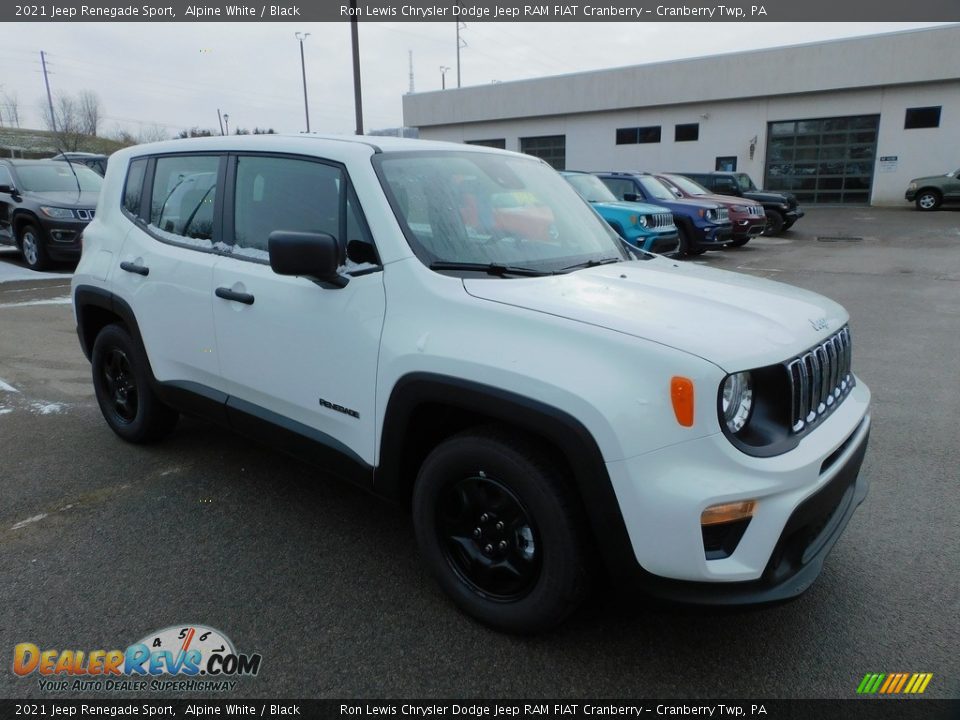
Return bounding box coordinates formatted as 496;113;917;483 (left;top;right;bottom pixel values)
715;156;737;172
615;126;662;145
520;135;566;170
904;106;941;129
465;139;506;149
675;123;699;142
637;126;661;144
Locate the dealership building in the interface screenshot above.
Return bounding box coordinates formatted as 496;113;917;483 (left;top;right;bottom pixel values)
402;25;960;206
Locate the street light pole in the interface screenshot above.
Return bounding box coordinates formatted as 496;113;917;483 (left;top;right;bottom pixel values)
295;32;311;133
223;113;230;136
440;66;449;90
350;0;364;135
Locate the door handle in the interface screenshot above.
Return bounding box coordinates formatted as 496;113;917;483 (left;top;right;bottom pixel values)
215;287;255;305
120;261;149;276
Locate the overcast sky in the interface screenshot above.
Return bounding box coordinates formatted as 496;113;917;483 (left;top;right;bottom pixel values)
0;22;950;138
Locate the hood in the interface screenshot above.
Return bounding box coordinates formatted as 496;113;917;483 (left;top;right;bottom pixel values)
657;196;721;210
23;190;99;208
593;200;671;215
691;192;762;209
744;190;793;205
463;258;848;371
910;172;954;183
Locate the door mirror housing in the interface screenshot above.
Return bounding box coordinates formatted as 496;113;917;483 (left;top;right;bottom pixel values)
0;184;16;195
268;231;348;288
623;192;639;202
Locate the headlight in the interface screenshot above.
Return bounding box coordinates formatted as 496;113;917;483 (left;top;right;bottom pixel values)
638;215;649;228
721;372;753;433
908;182;917;191
705;208;721;222
40;206;75;219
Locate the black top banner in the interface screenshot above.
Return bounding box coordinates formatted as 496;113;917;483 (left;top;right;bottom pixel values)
4;0;960;22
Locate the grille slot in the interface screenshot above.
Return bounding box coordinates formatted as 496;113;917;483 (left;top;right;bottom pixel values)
786;326;853;434
650;212;674;230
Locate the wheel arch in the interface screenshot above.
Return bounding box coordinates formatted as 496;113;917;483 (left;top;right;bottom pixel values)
73;285;147;364
12;211;42;242
376;372;639;582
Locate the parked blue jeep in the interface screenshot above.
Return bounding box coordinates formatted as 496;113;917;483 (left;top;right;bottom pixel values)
595;171;733;256
561;172;679;255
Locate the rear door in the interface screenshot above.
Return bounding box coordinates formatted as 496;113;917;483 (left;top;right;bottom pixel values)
113;154;225;392
210;153;385;467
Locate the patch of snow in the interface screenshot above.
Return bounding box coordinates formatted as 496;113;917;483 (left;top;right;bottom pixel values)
11;513;48;531
0;378;19;393
0;296;72;309
29;402;66;415
0;406;12;415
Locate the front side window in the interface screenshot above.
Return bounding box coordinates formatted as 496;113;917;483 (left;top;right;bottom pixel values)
563;174;618;203
376;151;634;275
734;174;758;192
150;156;219;245
0;166;13;188
232;155;373;264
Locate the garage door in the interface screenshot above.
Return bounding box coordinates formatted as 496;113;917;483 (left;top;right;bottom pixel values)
764;115;879;204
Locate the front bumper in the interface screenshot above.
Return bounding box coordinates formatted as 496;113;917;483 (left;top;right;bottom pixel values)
731;216;766;240
605;378;870;604
904;189;917;201
699;222;734;247
785;208;805;222
644;229;680;255
39;218;87;261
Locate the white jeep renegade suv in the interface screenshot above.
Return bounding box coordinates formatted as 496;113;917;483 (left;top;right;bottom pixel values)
72;135;871;632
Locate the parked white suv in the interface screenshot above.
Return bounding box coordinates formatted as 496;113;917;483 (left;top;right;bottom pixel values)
73;136;871;632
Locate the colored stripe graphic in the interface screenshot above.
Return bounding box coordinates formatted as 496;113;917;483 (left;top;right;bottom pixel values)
857;673;932;694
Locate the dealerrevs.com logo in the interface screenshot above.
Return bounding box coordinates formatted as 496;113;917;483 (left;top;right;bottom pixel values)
13;625;262;693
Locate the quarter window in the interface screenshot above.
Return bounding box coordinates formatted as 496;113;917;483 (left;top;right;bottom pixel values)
123;158;147;217
150;155;219;244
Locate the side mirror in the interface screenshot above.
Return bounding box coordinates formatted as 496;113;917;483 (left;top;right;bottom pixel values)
268;231;347;288
0;184;15;195
623;192;639;202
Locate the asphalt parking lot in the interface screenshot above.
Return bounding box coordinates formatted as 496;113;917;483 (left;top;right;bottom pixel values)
0;207;958;700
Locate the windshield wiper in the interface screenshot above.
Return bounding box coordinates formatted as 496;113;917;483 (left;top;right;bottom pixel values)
555;257;623;274
429;261;550;277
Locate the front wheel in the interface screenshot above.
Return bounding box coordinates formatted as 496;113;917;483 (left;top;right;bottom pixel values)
915;190;941;211
762;209;785;236
413;427;589;633
91;324;179;443
18;224;50;271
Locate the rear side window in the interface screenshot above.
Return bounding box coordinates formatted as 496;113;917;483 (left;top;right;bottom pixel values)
150;155;219;245
123;159;147;217
231;155;373;263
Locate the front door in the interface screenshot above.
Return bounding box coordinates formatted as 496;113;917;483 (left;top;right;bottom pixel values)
211;153;385;466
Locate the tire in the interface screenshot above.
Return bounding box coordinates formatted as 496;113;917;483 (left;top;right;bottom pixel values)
915;189;941;211
782;220;796;231
677;223;705;257
18;223;50;271
762;209;785;236
727;237;750;248
413;427;590;633
91;324;179;443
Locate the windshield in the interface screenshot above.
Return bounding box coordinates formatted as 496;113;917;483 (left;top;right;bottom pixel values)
376;152;633;274
637;176;676;201
563;173;618;203
734;173;757;192
16;164;102;193
662;174;709;196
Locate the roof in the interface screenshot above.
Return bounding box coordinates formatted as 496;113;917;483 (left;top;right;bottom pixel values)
403;24;960;127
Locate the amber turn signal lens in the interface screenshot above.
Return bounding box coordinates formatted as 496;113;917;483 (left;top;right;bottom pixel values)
670;376;695;427
701;500;757;526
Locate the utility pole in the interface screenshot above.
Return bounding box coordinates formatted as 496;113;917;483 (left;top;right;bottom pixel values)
40;51;57;133
295;32;311;133
217;108;224;135
456;22;467;88
350;0;364;135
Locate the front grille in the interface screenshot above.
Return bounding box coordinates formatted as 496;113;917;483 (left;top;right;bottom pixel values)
76;209;95;221
785;326;853;433
747;205;764;218
650;212;675;230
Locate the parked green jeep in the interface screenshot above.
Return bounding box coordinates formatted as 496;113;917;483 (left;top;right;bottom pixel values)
905;168;960;210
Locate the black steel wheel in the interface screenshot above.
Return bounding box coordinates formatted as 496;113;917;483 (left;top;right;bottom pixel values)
413;427;590;633
91;324;178;443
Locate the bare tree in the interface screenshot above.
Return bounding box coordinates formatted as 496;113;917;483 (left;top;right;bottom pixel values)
111;123;168;147
77;90;102;136
0;90;21;128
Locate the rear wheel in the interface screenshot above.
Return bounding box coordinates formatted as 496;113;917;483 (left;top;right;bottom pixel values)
18;224;50;271
413;427;589;633
915;190;941;211
91;324;178;443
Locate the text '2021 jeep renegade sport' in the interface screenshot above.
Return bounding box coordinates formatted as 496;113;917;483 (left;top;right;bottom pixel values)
73;136;871;633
